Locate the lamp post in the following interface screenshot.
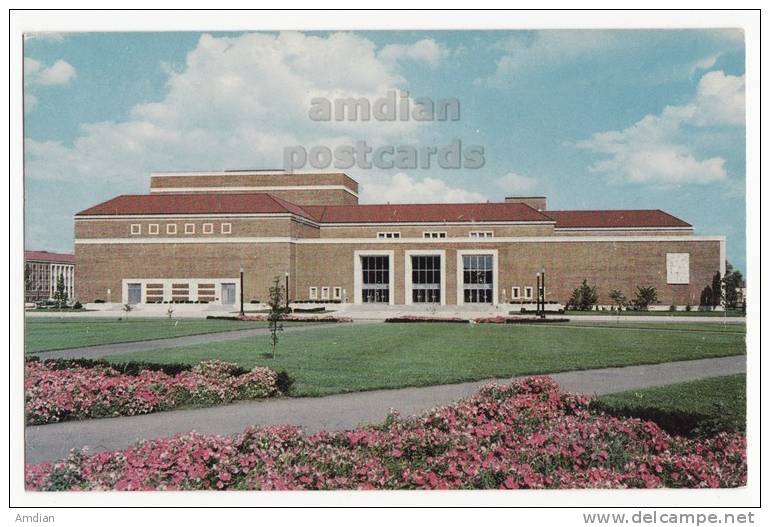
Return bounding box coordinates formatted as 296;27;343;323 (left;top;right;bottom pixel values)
540;266;546;319
239;267;244;317
536;272;541;318
285;271;290;311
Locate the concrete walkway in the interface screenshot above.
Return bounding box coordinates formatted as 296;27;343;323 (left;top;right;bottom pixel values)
32;321;376;360
25;355;745;464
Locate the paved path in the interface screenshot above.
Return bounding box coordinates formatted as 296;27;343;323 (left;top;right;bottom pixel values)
25;355;745;464
32;322;375;360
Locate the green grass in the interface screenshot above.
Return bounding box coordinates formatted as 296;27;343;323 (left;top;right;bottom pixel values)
25;317;280;353
565;309;745;317
554;321;745;333
593;374;746;436
104;322;746;397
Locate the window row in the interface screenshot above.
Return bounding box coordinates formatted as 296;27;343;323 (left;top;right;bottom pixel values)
510;286;535;300
376;231;493;239
130;223;232;236
308;286;343;301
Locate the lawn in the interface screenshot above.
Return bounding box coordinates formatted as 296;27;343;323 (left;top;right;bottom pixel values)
25;317;279;353
105;322;746;397
564;309;745;317
593;374;746;436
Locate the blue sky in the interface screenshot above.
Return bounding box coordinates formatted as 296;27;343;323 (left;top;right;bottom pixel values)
24;30;746;272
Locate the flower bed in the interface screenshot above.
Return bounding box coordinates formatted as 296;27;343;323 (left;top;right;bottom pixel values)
474;316;570;324
384;316;469;323
25;359;279;425
25;377;746;491
237;314;352;323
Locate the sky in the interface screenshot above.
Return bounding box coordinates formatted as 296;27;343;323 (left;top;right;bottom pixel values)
23;30;746;272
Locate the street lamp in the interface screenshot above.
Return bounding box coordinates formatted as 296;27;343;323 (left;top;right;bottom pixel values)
285;271;290;311
540;267;545;318
239;267;244;317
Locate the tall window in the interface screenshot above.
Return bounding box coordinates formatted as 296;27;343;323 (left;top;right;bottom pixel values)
361;256;390;303
462;254;493;303
411;255;441;303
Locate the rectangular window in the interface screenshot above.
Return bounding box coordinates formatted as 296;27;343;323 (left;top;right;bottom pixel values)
361;255;390;303
203;223;214;234
221;223;232;234
184;223;195;234
524;286;533;300
469;231;494;238
166;224;177;235
333;287;342;300
411;255;441;303
148;224;159;235
130;224;141;235
666;253;690;284
377;232;400;239
423;231;447;239
511;286;520;300
309;287;318;300
462;254;493;303
321;286;330;300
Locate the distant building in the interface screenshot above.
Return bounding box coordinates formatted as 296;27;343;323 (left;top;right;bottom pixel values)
25;250;75;303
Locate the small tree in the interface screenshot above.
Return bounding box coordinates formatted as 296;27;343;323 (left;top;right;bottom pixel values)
700;285;713;310
722;262;744;309
567;280;598;311
710;271;723;309
53;274;68;308
632;286;658;310
608;289;627;312
267;275;287;359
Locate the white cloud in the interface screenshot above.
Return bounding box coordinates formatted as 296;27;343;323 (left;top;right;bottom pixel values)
25;58;77;86
25;31;449;190
379;38;449;68
359;172;486;203
576;70;744;185
24;32;67;42
476;31;621;86
494;172;537;193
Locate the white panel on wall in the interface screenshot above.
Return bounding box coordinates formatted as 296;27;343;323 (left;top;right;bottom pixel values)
666;253;690;284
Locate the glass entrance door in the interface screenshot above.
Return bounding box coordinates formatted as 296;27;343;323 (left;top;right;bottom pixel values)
221;283;236;305
462;254;493;303
127;283;142;304
361;256;390;303
411;255;441;303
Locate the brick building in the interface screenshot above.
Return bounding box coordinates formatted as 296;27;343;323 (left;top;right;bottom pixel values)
74;170;724;308
25;250;75;303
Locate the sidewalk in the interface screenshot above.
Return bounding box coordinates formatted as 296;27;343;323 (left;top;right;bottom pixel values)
25;355;745;464
31;321;377;360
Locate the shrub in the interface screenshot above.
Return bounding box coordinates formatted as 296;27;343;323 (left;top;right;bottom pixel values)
25;377;746;491
93;299;105;304
632;286;658;310
567;280;598;311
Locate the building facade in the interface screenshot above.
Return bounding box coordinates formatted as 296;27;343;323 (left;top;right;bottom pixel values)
74;171;725;308
25;250;76;303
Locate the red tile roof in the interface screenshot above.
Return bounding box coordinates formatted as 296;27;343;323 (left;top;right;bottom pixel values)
545;210;692;229
75;193;692;230
302;202;554;223
25;250;75;264
76;193;318;221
